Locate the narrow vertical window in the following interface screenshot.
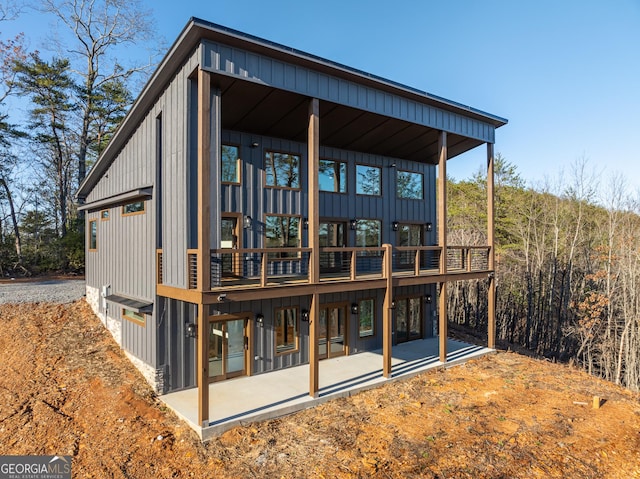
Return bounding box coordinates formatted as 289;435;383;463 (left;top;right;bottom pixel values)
221;145;240;183
89;220;97;251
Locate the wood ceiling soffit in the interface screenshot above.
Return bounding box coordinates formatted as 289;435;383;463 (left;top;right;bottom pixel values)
342;116;393;151
318;106;366;143
224;84;276;131
264;95;308;139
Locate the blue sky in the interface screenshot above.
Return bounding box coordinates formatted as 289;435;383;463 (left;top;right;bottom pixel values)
5;0;640;193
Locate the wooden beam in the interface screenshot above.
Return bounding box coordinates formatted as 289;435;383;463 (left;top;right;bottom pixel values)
382;243;393;378
196;304;209;427
196;69;211;427
487;142;496;349
309;292;319;397
197;69;211;292
438;131;448;363
308;98;320;284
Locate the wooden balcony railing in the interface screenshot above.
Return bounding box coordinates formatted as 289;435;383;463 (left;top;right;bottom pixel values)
183;245;491;290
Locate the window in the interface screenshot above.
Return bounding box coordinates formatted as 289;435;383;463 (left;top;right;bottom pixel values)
123;309;145;327
100;210;110;220
265;215;300;258
88;220;97;251
396;297;423;343
355;219;381;247
319;159;347;193
221;144;240;183
275;307;298;354
122;200;145;216
356;165;381;196
265;151;300;189
358;298;375;338
397;171;423;199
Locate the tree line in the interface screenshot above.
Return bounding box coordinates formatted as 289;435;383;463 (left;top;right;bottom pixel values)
447;156;640;392
0;0;156;275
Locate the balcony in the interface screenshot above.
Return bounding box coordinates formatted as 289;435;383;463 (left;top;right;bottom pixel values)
164;245;491;294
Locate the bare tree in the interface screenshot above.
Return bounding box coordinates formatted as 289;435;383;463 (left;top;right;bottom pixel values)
39;0;158;184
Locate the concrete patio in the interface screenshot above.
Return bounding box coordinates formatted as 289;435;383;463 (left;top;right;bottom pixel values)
161;337;494;440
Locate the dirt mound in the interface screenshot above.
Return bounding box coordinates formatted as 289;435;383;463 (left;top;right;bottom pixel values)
1;301;639;478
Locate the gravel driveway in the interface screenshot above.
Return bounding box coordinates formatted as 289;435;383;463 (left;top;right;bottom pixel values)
0;279;86;305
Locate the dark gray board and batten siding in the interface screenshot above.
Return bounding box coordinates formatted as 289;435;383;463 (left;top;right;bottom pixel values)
201;41;496;144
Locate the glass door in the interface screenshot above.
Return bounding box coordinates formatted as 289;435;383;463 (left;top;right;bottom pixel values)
319;221;346;273
221;216;240;277
209;318;247;382
318;304;348;359
397;224;423;269
395;297;423;343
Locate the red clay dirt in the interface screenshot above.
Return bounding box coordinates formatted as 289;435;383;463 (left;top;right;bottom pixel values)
0;300;639;478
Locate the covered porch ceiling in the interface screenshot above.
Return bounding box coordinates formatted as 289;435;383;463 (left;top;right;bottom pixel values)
215;75;486;164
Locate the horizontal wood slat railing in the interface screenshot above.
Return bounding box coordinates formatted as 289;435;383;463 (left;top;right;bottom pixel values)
182;245;491;291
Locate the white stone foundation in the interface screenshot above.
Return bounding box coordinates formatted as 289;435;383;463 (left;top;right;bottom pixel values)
85;284;163;393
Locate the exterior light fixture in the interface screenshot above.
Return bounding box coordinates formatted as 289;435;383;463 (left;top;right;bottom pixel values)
301;309;310;321
425;294;432;304
390;301;396;310
303;218;309;230
350;303;359;315
392;221;399;231
425;222;433;232
250;141;259;148
350;219;358;230
185;323;197;338
255;313;264;324
243;215;252;229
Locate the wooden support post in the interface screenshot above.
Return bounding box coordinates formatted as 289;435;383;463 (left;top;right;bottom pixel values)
308;98;320;284
196;69;211;427
260;253;268;287
197;69;211;292
487;143;496;349
197;305;209;428
438;131;448;363
383;243;393;378
350;251;357;281
439;281;447;363
309;292;319;397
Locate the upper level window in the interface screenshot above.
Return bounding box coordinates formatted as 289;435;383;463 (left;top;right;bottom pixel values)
356;165;381;196
88;220;97;251
355;219;381;247
397;171;423;199
265;215;300;258
319;159;347;193
265;151;300;189
221;145;240;183
122;200;145;216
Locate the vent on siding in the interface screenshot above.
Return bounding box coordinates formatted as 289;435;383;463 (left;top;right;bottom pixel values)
187;250;198;289
156;249;163;284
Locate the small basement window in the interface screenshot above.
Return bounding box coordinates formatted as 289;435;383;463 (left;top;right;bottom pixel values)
123;308;146;327
122;200;145;216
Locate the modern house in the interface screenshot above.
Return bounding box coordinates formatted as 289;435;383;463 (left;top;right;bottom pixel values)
77;18;506;434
